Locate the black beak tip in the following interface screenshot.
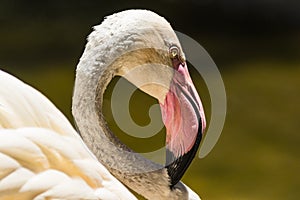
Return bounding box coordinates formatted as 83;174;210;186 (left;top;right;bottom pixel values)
165;120;203;188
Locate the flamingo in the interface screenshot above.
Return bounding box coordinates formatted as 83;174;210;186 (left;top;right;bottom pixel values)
0;10;205;200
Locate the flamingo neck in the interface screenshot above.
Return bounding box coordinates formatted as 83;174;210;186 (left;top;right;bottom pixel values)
72;55;189;200
71;9;191;198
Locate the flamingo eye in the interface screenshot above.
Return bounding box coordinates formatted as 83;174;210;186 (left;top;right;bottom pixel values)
169;45;180;59
169;45;185;69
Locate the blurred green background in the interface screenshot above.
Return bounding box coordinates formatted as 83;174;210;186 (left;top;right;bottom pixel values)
1;0;300;199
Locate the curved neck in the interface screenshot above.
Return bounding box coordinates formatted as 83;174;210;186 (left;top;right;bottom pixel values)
72;49;188;199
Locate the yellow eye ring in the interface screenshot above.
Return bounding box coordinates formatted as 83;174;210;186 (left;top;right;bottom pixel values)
169;45;185;63
169;45;179;59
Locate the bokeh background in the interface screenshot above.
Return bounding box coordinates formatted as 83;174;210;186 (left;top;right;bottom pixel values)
1;0;300;199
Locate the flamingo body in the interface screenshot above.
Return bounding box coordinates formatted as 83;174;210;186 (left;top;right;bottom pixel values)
0;71;136;199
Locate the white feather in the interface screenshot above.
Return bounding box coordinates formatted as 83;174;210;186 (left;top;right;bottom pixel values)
0;70;136;199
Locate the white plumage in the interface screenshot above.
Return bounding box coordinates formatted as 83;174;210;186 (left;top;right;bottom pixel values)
0;9;202;200
0;71;137;199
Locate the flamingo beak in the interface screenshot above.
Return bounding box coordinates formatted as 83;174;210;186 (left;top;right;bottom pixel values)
160;61;206;188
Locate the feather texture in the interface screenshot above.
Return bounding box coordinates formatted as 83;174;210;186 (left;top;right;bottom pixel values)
0;70;136;200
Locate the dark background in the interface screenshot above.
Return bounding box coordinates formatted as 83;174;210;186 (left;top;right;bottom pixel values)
1;0;300;199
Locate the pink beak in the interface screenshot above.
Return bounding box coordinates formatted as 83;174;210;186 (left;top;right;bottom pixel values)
160;62;206;187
